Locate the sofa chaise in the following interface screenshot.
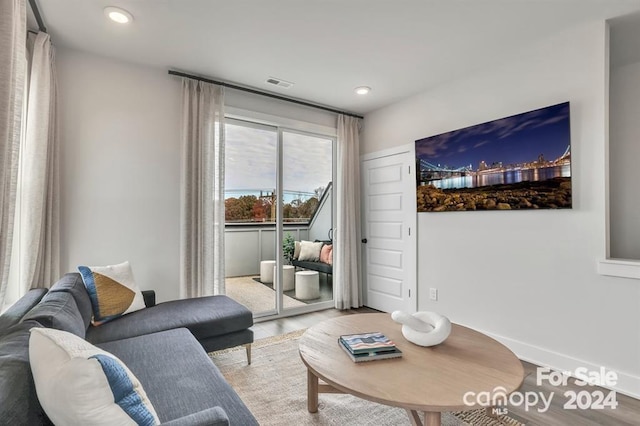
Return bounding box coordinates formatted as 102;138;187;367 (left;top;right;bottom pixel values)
0;273;258;425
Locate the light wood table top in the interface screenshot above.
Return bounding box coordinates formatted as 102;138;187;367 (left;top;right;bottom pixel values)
299;313;525;426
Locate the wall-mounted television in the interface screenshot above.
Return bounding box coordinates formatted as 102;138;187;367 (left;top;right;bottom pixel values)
415;101;571;212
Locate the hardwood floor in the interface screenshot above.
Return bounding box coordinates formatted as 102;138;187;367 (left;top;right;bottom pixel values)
251;308;640;426
251;306;378;340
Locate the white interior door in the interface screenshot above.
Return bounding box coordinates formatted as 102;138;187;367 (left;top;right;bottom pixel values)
362;150;416;313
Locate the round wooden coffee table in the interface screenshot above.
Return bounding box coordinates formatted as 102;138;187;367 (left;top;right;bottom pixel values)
299;313;524;426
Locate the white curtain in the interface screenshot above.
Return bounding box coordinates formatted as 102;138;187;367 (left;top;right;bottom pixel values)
335;115;362;309
0;0;26;308
10;31;60;295
180;79;226;298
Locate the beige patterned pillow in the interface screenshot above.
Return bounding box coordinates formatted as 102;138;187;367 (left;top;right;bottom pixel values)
78;261;146;325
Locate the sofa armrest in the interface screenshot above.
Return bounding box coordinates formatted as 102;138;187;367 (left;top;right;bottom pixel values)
142;290;156;308
160;407;229;426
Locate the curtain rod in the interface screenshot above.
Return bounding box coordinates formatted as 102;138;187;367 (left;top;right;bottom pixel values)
28;0;47;33
168;70;364;120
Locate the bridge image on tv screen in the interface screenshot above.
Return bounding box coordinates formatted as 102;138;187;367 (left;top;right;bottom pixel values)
415;101;571;212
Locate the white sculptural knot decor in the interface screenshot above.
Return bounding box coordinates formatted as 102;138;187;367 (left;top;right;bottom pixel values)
391;311;452;347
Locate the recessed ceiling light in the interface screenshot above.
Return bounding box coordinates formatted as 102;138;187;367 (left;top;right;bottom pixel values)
104;6;133;24
355;86;371;95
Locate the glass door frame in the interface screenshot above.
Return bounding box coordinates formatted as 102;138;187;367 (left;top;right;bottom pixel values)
225;109;337;321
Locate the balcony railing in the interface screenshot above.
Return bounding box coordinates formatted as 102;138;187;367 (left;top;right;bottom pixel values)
225;224;310;277
225;183;333;277
224;222;334;314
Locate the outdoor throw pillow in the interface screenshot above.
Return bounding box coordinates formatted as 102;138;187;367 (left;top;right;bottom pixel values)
78;261;146;325
298;240;323;262
320;244;333;265
294;241;301;260
29;327;160;426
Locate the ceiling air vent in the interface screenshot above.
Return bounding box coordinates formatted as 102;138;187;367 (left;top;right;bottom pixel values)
266;77;294;89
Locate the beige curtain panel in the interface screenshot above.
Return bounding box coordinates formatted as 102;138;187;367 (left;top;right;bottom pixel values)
180;79;226;298
0;0;26;308
11;31;60;295
335;114;363;309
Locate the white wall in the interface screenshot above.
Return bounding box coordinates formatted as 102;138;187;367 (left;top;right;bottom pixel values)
363;22;640;397
226;88;337;130
56;48;338;303
57;48;182;302
609;60;640;260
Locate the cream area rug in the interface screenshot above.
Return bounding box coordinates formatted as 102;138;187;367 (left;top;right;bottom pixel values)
225;276;306;314
210;330;524;426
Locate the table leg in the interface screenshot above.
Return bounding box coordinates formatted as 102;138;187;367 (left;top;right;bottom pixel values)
307;369;319;413
406;409;422;425
424;411;441;426
406;410;440;426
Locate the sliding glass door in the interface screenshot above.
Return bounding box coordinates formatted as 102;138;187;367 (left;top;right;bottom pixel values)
224;118;334;318
224;120;278;315
282;131;334;305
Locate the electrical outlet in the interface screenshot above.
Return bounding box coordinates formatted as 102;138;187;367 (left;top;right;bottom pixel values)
429;288;438;301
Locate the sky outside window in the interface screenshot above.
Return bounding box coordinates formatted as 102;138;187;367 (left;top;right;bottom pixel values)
225;123;332;202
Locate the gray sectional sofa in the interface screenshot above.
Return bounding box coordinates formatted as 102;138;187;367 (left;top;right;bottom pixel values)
0;273;258;425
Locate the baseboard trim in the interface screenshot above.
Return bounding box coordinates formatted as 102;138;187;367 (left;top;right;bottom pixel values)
483;330;640;399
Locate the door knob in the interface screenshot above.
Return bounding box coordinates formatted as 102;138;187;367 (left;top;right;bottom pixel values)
361;238;368;243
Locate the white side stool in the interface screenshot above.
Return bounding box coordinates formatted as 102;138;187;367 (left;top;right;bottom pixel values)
275;265;295;291
295;271;320;300
260;260;276;284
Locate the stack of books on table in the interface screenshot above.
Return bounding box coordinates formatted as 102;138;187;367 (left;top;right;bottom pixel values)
338;332;403;363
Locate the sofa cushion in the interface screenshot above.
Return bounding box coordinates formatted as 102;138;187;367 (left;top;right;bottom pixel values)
320;243;333;265
29;327;160;426
98;328;257;425
0;288;48;336
298;240;323;261
78;261;146;325
86;295;253;345
0;320;50;425
22;291;86;338
48;273;93;330
161;407;229;426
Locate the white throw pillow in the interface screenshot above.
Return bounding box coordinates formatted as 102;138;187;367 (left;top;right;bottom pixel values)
298;240;324;262
29;327;160;426
78;261;146;325
293;241;301;260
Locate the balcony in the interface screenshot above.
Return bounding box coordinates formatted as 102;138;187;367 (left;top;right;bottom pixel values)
224;185;333;317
